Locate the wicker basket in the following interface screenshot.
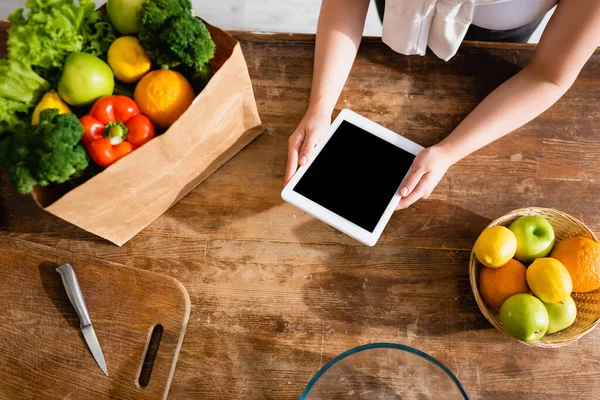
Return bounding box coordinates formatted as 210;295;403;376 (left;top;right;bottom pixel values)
469;207;600;347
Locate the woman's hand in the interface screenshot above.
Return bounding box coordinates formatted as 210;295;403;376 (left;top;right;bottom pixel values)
283;0;370;184
396;145;453;210
285;109;331;184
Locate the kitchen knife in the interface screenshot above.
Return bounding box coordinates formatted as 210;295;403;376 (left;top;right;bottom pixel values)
56;263;108;377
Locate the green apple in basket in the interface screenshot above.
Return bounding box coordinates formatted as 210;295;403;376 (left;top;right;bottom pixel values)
543;296;577;334
509;216;555;263
500;294;549;342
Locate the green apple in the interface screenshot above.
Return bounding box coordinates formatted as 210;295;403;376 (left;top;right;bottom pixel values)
58;53;114;107
508;216;555;263
500;294;549;342
107;0;147;34
544;296;577;334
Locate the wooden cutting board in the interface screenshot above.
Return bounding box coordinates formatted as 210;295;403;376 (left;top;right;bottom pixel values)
0;237;190;399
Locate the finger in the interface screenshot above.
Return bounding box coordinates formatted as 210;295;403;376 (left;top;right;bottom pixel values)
397;174;434;210
398;167;425;197
285;132;304;184
298;129;320;166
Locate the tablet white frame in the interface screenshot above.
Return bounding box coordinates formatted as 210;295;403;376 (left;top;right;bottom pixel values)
281;109;424;246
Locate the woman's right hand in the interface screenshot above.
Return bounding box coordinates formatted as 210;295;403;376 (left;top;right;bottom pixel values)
285;108;331;184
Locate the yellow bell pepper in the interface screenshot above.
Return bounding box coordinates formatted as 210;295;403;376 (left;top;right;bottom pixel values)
32;91;72;125
108;36;152;83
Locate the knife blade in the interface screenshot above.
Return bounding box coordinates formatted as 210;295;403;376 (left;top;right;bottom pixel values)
56;263;108;376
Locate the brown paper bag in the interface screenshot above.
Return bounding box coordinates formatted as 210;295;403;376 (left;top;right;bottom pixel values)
31;23;263;246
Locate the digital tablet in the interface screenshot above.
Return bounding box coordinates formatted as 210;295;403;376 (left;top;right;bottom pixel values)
282;109;424;246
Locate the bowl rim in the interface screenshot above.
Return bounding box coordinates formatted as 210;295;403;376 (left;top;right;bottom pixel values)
299;342;470;399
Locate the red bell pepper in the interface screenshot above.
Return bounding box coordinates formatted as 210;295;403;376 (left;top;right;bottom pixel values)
80;95;155;168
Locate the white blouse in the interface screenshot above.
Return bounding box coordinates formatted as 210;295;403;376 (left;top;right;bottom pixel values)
382;0;558;61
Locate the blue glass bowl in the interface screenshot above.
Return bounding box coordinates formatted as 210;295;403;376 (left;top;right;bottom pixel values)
301;343;469;399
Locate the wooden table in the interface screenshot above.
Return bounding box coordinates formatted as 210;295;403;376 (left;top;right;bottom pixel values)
2;26;600;399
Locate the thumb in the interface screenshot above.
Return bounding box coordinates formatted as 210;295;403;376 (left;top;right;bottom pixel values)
298;129;321;166
398;167;424;197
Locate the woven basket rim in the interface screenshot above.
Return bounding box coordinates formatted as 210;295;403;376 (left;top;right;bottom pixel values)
469;207;600;348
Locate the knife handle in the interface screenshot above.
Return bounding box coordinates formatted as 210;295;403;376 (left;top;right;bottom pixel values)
56;263;92;328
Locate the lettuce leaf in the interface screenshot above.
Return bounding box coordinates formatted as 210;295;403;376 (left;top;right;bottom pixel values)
0;97;29;137
0;59;49;104
0;59;49;137
7;0;115;80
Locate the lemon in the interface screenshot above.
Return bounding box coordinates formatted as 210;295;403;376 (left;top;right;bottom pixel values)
474;226;517;268
108;36;151;83
526;258;572;303
32;91;72;125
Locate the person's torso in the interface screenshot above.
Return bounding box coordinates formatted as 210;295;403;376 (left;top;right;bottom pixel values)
473;0;557;30
381;0;558;61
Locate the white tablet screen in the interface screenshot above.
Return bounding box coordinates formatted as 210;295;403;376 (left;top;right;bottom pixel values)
293;121;416;232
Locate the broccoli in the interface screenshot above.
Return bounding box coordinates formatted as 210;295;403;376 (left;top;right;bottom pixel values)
138;0;215;85
0;108;89;194
137;0;191;29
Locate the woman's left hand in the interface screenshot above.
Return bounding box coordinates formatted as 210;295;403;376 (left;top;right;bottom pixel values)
396;145;453;210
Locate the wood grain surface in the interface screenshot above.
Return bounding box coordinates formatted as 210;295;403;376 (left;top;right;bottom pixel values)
0;237;190;399
2;24;600;399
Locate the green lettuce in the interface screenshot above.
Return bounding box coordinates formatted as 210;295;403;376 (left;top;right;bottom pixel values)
0;59;49;137
7;0;116;81
0;59;49;104
0;98;29;137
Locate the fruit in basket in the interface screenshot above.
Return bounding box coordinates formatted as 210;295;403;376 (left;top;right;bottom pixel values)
107;37;152;83
508;216;555;263
474;226;517;268
543;296;577;334
58;53;115;107
32;92;72;126
500;293;549;342
107;0;147;34
134;70;195;129
551;236;600;292
526;258;572;303
80;96;155;168
479;259;529;312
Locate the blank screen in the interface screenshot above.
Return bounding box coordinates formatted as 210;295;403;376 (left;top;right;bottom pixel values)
293;120;416;232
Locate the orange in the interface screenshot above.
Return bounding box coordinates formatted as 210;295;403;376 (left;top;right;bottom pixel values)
134;69;195;129
479;259;529;312
551;236;600;292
